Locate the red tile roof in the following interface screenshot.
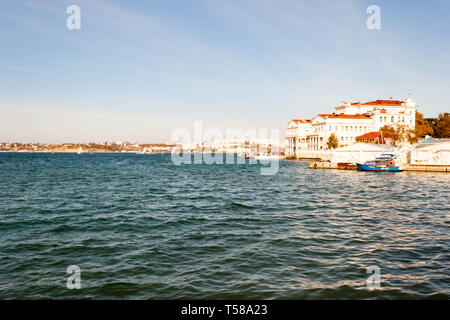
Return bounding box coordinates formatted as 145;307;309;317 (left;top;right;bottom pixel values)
292;119;311;123
318;114;371;119
351;99;404;106
356;131;380;139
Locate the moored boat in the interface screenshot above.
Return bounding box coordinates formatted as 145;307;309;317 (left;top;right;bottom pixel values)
356;153;403;172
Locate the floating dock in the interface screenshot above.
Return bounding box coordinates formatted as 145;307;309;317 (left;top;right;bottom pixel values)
403;164;450;172
308;162;355;170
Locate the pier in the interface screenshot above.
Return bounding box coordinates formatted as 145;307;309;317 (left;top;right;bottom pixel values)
308;161;450;172
308;162;356;170
403;164;450;172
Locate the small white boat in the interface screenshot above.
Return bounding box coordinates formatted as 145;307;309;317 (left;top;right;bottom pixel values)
250;152;280;160
137;147;153;154
238;152;252;159
77;146;83;155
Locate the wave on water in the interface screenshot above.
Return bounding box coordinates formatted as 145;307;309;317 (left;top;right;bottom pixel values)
0;153;449;299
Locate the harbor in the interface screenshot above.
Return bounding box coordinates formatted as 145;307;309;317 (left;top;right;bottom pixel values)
285;98;449;173
306;141;450;172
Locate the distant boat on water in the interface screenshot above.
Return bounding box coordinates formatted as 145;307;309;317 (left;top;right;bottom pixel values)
77;146;83;155
238;152;252;159
137;147;153;154
250;152;281;160
357;153;402;172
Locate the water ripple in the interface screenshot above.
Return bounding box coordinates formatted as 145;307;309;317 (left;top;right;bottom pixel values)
0;153;449;299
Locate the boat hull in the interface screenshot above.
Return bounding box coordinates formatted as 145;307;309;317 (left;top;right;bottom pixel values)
356;164;402;172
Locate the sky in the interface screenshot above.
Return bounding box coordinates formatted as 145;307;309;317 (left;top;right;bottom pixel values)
1;0;449;143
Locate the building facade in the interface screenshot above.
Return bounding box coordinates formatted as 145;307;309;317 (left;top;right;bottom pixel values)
286;120;312;155
286;98;418;155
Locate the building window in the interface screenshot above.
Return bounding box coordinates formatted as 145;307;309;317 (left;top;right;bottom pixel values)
391;116;394;122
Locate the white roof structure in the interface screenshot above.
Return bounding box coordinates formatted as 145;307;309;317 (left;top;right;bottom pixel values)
333;142;396;152
330;143;398;164
414;141;450;152
410;141;450;165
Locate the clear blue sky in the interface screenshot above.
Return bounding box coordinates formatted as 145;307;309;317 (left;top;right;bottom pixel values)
1;0;449;143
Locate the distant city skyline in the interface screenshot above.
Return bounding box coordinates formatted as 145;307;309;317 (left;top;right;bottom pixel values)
1;0;450;143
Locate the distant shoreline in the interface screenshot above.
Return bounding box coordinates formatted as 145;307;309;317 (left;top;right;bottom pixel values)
0;150;171;154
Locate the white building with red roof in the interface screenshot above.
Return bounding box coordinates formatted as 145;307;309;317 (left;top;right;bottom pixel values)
286;119;312;155
286;98;418;155
308;113;374;150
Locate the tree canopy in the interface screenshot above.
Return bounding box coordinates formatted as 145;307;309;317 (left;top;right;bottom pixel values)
435;113;450;138
414;111;434;139
327;133;339;149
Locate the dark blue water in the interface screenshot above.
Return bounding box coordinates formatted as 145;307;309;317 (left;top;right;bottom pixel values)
0;153;448;299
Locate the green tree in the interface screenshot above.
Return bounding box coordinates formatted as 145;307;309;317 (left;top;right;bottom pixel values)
380;124;411;146
435;113;450;138
424;118;438;136
326;133;339;149
380;125;394;136
414;111;434;139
